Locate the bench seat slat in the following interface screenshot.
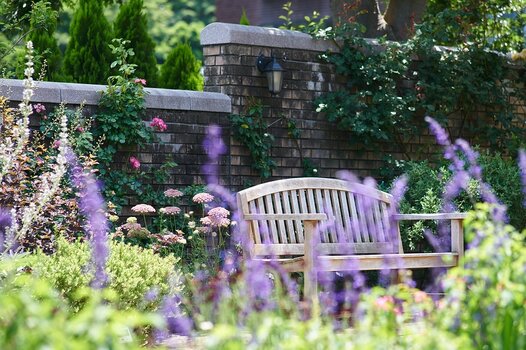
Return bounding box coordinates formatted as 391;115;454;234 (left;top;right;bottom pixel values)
253;242;395;256
319;252;459;271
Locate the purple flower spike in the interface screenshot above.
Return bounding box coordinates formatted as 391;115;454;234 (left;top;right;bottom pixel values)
67;149;109;289
159;295;193;337
203;125;227;185
0;209;12;253
518;150;526;208
425;116;450;147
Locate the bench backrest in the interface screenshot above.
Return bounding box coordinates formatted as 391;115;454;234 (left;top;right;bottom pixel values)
237;178;401;258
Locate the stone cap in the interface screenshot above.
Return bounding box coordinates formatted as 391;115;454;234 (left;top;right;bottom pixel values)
0;79;231;113
201;22;339;52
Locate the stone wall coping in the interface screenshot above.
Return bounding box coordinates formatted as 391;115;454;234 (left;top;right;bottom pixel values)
201;22;339;52
0;78;232;113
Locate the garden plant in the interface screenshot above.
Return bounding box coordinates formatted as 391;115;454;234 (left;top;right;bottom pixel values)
2;1;526;348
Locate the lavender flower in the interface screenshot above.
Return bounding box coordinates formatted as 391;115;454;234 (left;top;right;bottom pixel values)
518;150;526;207
203;124;227;185
67;149;109;289
157;295;193;338
0;209;12;253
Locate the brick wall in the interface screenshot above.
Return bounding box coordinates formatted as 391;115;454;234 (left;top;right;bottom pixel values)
201;23;453;190
0;79;231;213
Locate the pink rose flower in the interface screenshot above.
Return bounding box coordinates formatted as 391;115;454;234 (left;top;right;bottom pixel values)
129;156;141;170
150;117;167;132
52;140;61;148
134;78;147;86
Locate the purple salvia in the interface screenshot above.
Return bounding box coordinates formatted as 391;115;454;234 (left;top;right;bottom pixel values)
244;259;276;311
387;175;408;250
518;150;526;208
157;295;193;338
378;175;410;286
203;124;227;186
454;139;481;178
0;209;12;253
67;149;109;289
425;116;449;147
425;116;464;171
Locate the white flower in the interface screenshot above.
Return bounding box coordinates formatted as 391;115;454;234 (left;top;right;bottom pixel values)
200;321;214;331
316;103;327;113
188;221;196;229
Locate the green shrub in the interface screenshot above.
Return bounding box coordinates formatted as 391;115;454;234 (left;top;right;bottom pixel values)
0;267;161;349
30;237;183;311
63;0;112;84
159;42;203;91
394;152;526;252
114;0;159;86
437;203;526;349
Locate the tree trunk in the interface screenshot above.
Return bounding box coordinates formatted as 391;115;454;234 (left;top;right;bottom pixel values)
383;0;427;40
331;0;427;41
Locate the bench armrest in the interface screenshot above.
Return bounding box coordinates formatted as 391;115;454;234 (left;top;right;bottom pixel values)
393;213;467;221
243;213;327;221
393;212;466;257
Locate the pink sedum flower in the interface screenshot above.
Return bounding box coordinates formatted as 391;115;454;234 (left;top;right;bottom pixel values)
207;207;230;219
131;204;156;214
129;156;140;170
160;206;181;215
150;117;167;132
192;193;214;204
164;188;183;198
201;206;231;227
134;78;147;86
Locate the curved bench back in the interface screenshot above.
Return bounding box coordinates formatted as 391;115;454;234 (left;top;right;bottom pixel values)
237;178;400;257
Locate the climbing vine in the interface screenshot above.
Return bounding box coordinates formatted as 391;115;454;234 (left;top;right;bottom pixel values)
314;19;526;157
230;99;317;179
93;39;176;208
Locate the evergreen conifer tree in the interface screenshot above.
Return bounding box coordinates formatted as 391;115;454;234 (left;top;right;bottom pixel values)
63;0;112;84
239;8;250;25
159;42;203;91
27;11;63;81
114;0;158;86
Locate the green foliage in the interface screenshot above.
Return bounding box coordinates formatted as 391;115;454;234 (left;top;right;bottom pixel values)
229;102;276;178
114;0;158;86
63;0;112;84
438;203;526;349
93;39;154;203
0;1;58;74
316;32;417;150
239;8;250;25
393;153;526;252
30;237;183;311
424;0;526;52
25;9;63;81
159;42;203;91
278;1;330;36
316;4;526;156
0;263;160;349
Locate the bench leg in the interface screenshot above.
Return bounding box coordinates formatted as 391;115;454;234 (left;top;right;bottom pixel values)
304;220;318;303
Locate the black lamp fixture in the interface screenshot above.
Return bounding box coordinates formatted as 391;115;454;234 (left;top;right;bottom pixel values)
256;54;284;95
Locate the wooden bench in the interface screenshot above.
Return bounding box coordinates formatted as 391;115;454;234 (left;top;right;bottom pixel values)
236;177;466;300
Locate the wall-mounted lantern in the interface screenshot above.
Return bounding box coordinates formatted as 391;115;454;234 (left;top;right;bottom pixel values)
256;54;284;95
